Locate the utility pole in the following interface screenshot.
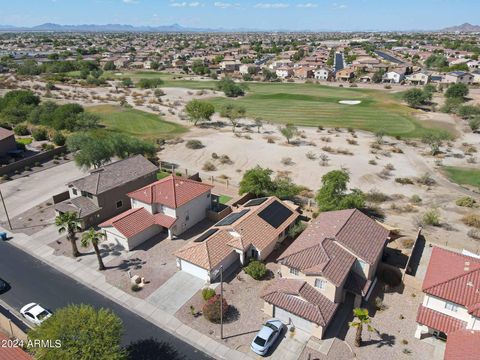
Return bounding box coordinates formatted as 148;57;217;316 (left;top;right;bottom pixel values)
0;188;12;230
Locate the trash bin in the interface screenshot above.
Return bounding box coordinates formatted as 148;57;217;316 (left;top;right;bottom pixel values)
0;232;7;240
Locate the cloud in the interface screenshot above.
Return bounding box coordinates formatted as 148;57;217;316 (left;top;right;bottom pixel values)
297;3;318;8
170;1;202;7
254;3;289;8
214;1;239;8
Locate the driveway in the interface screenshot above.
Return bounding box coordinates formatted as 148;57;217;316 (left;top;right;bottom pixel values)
0;161;85;218
266;327;310;360
146;271;205;314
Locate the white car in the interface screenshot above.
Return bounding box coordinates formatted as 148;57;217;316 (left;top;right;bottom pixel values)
250;318;285;356
20;303;52;325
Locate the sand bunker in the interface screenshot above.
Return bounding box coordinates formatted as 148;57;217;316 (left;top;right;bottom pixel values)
339;100;362;105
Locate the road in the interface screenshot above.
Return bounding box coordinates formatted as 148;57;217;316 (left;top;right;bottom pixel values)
0;240;212;360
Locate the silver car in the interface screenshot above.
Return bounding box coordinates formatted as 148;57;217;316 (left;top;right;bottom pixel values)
250;319;285;356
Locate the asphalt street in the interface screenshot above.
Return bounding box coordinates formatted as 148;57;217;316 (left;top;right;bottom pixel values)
0;240;212;360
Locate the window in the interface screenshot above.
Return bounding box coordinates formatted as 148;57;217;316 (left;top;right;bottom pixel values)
72;188;77;195
445;302;458;312
116;200;123;209
315;279;327;290
289;267;299;276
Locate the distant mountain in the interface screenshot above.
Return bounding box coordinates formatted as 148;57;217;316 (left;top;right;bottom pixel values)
441;23;480;32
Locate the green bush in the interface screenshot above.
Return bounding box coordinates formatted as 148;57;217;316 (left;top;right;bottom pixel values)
14;124;30;136
202;294;228;323
462;214;480;229
202;288;216;301
32;127;48;141
185;139;204;149
456;196;477;208
422;209;441;226
244;260;267;280
52;132;66;146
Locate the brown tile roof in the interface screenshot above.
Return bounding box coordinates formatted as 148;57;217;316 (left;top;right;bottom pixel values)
0;333;33;360
99;207;155;238
128;175;213;209
69;155;157;195
416;305;467;335
422;247;480;316
261;279;339;327
444;329;480;360
0;127;14;140
54;196;101;219
344;271;372;297
175;197;299;270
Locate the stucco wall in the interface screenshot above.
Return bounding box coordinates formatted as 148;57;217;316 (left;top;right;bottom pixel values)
173;192;211;236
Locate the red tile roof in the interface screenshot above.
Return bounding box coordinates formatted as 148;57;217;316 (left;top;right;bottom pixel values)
416;305;467;335
262;279;339;327
444;329;480;360
128;175;213;209
0;333;33;360
422;247;480;316
153;213;177;229
99;207;156;238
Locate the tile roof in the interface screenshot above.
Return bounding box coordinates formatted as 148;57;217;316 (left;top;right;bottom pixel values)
69;155;157;195
444;329;480;360
0;333;33;360
416;305;467;335
54;196;101;219
175;197;299;270
128;175;213;208
261;279;339;327
422;247;480;316
99;207;155;238
0;127;14;140
344;271;372;297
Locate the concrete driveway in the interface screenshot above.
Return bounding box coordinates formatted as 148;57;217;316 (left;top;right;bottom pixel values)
266;327;310;360
0;161;85;218
146;271;205;315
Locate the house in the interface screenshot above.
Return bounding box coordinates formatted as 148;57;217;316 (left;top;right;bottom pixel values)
175;197;299;282
382;70;405;84
467;60;480;69
313;68;332;81
54;155;157;229
335;68;355;82
220;60;241;73
472;70;480;84
406;71;430;85
294;67;314;79
100;175;213;251
239;64;259;75
275;67;294;79
0;127;17;157
443;71;474;84
414;247;480;350
261;209;390;339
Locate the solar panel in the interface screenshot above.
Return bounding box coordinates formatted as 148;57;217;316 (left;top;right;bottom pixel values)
244;197;268;207
194;228;218;242
215;209;250;226
258;201;293;229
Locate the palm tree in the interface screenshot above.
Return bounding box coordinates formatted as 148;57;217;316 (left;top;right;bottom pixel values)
349;308;374;347
81;228;106;271
55;212;82;257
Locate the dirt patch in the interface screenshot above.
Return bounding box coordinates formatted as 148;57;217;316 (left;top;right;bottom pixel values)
2;200;55;235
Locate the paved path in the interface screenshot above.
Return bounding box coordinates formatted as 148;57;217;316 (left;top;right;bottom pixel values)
146;271;205;315
0;226;252;360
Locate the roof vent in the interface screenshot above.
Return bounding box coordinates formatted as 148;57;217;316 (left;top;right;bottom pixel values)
466;281;474;287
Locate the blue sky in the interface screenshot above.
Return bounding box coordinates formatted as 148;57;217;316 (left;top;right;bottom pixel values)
1;0;479;31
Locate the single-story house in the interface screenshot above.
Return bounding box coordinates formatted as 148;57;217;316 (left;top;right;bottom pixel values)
175;196;299;282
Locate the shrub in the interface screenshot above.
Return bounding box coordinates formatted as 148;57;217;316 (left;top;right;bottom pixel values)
14;124;30;136
288;222;307;239
378;267;402;287
244;260;267;280
131;283;142;292
365;190;390;203
462;214;480;229
456;196;477;208
202;294;228;323
395;177;414;185
306;151;317;160
422;209;441;226
417;173;435;186
410;195;422;203
219;155;233;165
202;161;216;171
401;238;415;249
368;159;377;165
186;139;204;149
281;157;294;166
202;288;216;301
42;143;55;151
52;132;66;146
32;127;48;141
468;229;480;240
16;141;26;151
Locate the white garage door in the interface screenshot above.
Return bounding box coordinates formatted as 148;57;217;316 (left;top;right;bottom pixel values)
179;260;209;281
274;306;313;333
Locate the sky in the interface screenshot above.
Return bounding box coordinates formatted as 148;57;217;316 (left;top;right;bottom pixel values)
0;0;479;31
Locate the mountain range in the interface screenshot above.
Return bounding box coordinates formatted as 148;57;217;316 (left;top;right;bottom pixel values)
440;23;480;32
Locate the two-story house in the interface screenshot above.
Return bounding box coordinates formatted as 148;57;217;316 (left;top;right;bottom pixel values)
443;71;474;84
99;175;213;251
261;209;390;339
415;246;480;359
382;70;405;84
54;155;157;229
314;68;332;81
406;71;430;85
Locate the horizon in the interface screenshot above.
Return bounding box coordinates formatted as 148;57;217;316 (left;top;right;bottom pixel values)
1;0;479;32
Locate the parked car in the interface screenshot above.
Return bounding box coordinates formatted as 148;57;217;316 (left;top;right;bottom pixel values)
250;318;285;356
20;303;52;325
0;278;8;293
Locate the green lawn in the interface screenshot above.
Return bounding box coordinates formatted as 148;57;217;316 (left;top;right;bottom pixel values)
16;137;33;145
86;105;186;140
442;166;480;188
219;195;233;204
157;170;171;180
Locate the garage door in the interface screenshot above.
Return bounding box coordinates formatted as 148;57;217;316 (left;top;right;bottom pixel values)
179;260;209;281
274;306;313;333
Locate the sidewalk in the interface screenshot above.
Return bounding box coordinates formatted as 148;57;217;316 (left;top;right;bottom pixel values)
2;225;254;360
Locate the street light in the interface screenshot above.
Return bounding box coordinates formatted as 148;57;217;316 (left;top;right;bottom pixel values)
213;265;224;339
0;188;12;230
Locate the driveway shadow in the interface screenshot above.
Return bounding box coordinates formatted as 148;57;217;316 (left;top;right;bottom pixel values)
126;338;185;360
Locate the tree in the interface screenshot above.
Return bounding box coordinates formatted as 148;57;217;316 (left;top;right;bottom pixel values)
216;77;246;97
445;83;469;100
402;88;430;108
220;104;246;133
55;212;82;257
81;228;106;271
316;170;365;211
372;69;385;83
424;54;448;69
422;133;448;155
348;308;374;347
137;78;164;89
239;166;275;196
67;133;114;169
279;123;298;144
103;60;116;71
185;100;215;126
121;77;133;88
28;304;125;360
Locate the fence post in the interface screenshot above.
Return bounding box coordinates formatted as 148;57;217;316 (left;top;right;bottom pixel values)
185;168;188;177
226;179;229;188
